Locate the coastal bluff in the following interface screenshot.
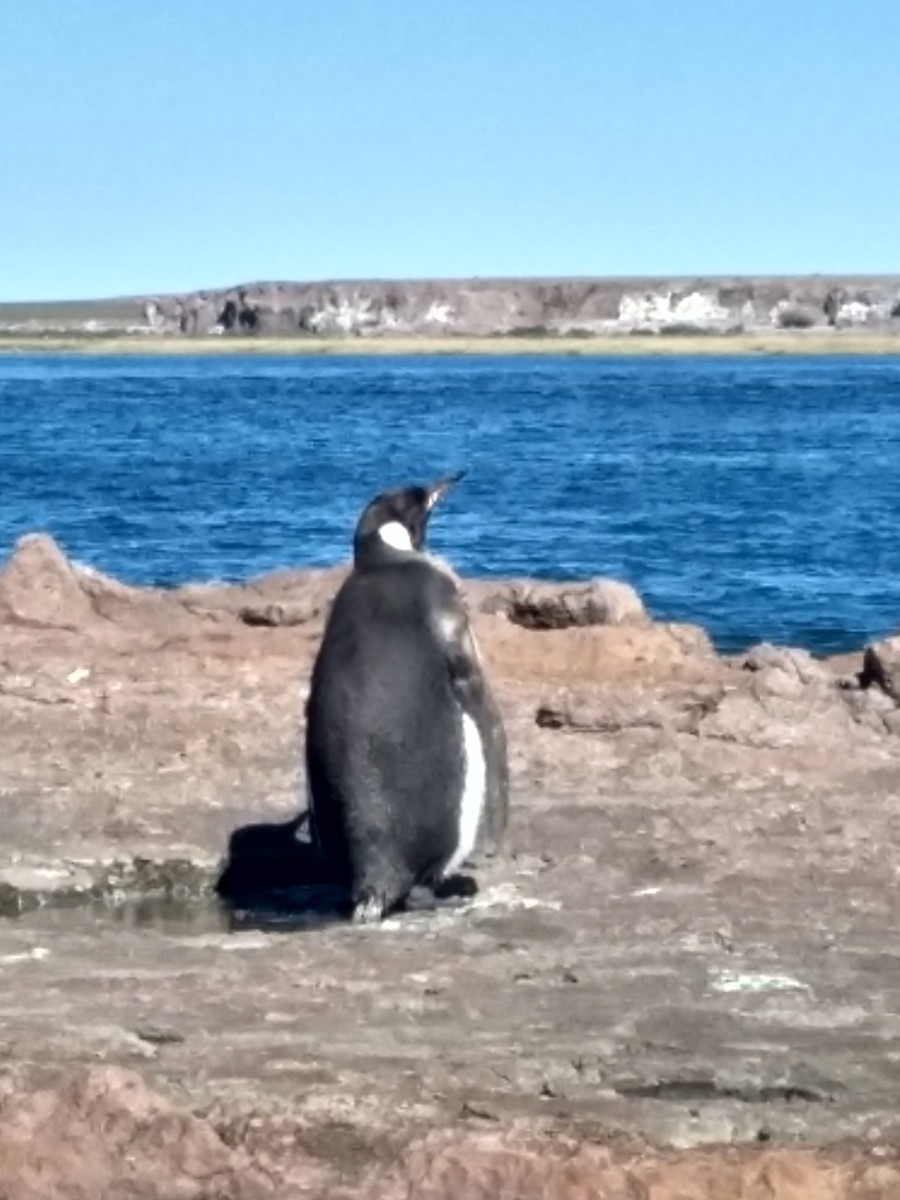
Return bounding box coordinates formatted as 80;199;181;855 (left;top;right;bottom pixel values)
3;273;900;339
2;532;900;1197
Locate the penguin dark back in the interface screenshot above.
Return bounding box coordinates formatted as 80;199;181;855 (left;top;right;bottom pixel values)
304;472;509;924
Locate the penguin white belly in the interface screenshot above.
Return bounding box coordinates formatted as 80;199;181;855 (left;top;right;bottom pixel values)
442;710;487;877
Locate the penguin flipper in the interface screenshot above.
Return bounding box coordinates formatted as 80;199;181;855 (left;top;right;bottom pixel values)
433;598;486;702
432;595;510;856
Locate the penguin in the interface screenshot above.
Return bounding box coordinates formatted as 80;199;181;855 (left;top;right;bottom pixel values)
304;472;508;923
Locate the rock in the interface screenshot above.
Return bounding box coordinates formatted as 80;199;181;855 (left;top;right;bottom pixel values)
371;1130;900;1200
740;643;833;686
738;643;838;700
860;635;900;701
471;578;646;629
773;301;820;329
6;276;900;340
618;288;730;332
0;534;96;629
695;684;866;750
31;274;898;340
0;861;94;895
72;560;199;632
536;686;720;734
0;541;348;638
4;535;900;1187
533;639;889;751
238;602;314;627
253;305;300;335
840;683;900;735
175;565;347;624
478;617;716;685
0;1066;271;1200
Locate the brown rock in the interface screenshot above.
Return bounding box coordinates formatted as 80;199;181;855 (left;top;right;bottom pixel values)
740;642;834;687
72;273;900;339
4;535;900;1189
735;643;844;703
470;577;645;628
536;684;720;734
72;561;174;627
176;565;347;626
372;1131;900;1200
477;617;716;685
0;534;96;629
0;1066;271;1200
695;681;870;750
238;601;314;627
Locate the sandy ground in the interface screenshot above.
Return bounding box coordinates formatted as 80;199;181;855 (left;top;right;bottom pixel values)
2;329;900;356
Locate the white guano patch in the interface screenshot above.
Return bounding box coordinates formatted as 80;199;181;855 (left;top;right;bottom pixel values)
0;947;50;965
618;290;728;328
710;970;809;995
377;521;413;551
443;712;486;876
423;301;454;325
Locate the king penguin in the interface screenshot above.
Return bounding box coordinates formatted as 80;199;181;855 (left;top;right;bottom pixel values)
304;472;509;923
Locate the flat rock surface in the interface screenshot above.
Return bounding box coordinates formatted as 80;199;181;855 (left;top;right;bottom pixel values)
2;535;900;1196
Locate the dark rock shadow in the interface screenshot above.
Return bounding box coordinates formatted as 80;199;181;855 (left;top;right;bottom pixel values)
215;812;479;932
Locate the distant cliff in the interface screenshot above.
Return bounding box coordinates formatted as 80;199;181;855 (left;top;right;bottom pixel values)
3;275;900;338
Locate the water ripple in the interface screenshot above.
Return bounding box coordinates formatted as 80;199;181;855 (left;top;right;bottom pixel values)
1;353;899;653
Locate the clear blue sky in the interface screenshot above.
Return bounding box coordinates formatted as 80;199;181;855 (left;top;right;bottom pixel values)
2;0;897;300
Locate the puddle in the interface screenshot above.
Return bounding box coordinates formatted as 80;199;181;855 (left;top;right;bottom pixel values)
0;818;549;939
0;878;551;940
1;889;350;937
0;881;501;938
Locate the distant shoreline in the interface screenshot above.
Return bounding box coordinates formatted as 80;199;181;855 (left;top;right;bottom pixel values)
3;275;899;348
2;331;900;357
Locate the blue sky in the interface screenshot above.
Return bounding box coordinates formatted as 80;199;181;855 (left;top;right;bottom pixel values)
2;0;897;300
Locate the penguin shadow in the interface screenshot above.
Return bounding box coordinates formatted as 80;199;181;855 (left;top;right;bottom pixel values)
214;812;480;933
214;812;347;931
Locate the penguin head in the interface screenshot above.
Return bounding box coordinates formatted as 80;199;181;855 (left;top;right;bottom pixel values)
353;471;465;565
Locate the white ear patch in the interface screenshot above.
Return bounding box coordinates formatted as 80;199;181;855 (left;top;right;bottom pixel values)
378;521;413;551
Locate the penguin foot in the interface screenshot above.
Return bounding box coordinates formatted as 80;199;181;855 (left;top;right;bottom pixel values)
351;893;389;924
433;873;478;901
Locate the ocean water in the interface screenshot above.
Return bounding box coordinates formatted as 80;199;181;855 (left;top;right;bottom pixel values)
0;352;898;655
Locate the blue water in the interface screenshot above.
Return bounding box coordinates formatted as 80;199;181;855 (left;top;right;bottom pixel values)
1;353;899;654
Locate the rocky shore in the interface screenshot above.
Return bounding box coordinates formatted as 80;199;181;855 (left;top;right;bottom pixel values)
2;273;900;341
2;532;900;1197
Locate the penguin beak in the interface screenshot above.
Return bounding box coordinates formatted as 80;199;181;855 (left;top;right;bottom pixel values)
426;470;465;512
